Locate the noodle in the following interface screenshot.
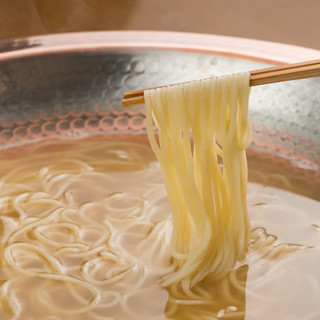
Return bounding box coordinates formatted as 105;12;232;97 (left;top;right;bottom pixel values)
144;73;252;286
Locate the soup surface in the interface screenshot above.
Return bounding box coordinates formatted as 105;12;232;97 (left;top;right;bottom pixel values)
0;136;319;320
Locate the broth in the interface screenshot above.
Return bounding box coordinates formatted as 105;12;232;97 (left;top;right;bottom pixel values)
0;136;319;320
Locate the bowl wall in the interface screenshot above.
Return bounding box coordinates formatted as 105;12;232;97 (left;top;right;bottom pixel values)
0;32;319;195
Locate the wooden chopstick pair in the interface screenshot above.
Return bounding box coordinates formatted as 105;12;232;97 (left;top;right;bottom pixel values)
122;59;320;107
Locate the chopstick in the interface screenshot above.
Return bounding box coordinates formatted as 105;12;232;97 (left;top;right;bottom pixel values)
122;59;320;107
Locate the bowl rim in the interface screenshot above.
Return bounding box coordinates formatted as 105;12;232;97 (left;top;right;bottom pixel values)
0;31;319;64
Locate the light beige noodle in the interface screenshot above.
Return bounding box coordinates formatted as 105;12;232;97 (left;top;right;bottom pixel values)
145;73;252;287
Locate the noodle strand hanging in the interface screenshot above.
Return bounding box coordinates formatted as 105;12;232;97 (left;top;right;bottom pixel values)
145;73;252;286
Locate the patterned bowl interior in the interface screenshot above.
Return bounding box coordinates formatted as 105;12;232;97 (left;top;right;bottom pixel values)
0;47;319;195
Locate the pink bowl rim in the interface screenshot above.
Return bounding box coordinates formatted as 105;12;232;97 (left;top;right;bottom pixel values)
0;31;319;64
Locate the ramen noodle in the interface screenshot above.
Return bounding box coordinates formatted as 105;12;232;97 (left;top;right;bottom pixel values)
145;73;252;286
